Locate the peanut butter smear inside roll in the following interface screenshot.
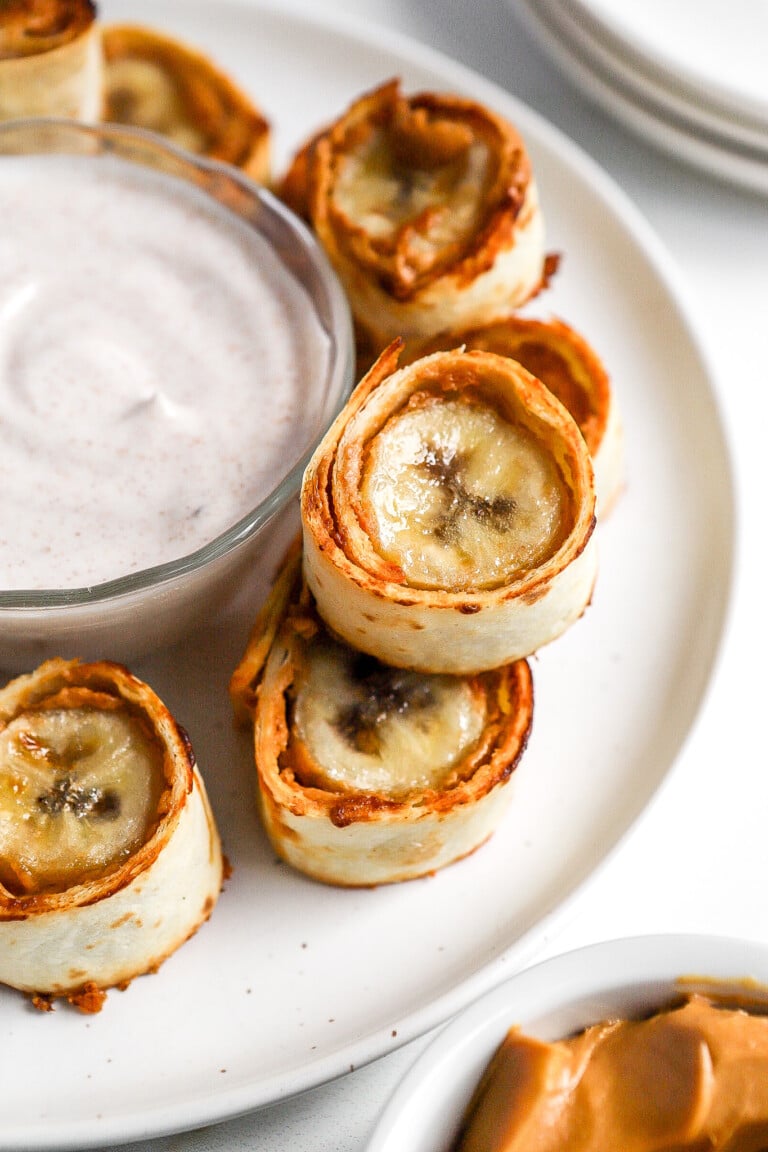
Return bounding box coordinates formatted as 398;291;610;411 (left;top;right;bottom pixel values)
0;696;166;896
456;996;768;1152
360;392;571;591
0;0;95;58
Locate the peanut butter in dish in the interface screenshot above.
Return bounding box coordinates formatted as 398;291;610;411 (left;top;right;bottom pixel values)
456;995;768;1152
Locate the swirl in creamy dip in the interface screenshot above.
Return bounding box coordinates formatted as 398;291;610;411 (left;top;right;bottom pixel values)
0;153;331;590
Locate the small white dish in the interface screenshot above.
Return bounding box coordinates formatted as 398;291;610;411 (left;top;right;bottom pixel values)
365;934;768;1152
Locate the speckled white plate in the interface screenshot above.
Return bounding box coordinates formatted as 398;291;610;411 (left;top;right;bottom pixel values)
0;1;733;1148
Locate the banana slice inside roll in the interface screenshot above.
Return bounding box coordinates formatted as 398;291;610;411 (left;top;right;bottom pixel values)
0;659;223;1011
102;23;270;181
413;315;623;515
0;0;102;121
0;703;165;896
301;343;597;674
282;79;547;354
292;640;487;796
230;546;533;887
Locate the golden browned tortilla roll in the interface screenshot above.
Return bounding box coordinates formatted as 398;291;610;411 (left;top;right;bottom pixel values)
301;342;597;674
230;544;534;887
102;23;270;181
281;79;548;354
0;0;101;121
414;315;623;515
0;658;223;1011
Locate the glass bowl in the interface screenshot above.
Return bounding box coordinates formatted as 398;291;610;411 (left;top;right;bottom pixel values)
0;117;355;671
365;934;768;1152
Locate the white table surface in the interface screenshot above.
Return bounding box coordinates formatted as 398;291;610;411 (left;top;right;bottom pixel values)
125;0;767;1148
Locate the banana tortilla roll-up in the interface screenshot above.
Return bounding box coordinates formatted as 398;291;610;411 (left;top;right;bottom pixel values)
301;343;597;675
414;314;623;516
282;79;548;354
0;0;101;121
102;23;270;181
0;659;223;1012
230;545;534;888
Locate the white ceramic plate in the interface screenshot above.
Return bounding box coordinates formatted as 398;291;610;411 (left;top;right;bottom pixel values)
0;2;733;1148
365;935;768;1152
517;0;768;197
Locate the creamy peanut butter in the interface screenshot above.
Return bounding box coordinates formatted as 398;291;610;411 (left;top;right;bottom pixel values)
457;996;768;1152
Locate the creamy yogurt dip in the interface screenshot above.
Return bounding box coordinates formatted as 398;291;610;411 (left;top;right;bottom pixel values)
0;152;331;590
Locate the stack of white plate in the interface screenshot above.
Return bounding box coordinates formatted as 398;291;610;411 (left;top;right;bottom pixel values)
514;0;768;195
